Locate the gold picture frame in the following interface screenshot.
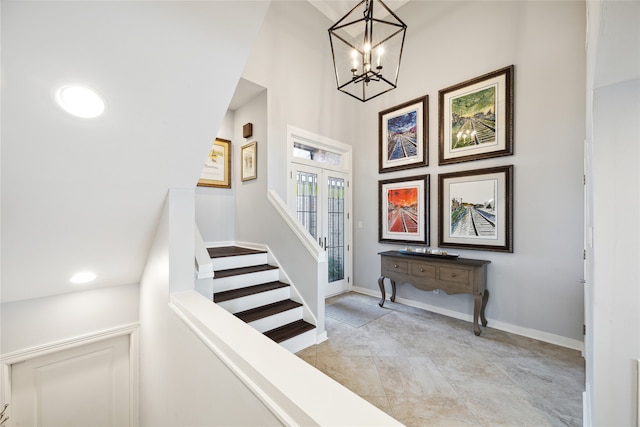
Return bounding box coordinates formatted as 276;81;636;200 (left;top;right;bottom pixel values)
197;138;231;188
241;141;257;181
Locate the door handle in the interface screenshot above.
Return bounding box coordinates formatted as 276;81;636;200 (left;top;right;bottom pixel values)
319;237;323;248
324;237;327;251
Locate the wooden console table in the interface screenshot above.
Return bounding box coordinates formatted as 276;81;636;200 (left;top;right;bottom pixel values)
378;250;491;336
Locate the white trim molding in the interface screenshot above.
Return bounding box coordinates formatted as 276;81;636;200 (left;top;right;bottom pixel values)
352;286;584;351
0;323;140;426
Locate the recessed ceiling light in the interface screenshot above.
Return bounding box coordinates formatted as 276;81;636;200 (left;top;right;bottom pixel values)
55;85;105;118
70;271;97;284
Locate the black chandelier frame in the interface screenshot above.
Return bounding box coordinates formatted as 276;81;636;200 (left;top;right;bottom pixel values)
328;0;407;102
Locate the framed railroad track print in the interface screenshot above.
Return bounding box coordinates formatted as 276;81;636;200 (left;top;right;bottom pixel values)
438;165;513;252
439;65;514;165
379;95;428;173
379;174;429;245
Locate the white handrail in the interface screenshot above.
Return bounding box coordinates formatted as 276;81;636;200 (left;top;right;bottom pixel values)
170;290;402;427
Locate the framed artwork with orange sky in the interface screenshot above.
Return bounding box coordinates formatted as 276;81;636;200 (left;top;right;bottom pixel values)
379;175;429;245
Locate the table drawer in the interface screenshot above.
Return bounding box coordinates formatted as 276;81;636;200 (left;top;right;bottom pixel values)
438;266;470;285
382;258;408;274
410;262;436;278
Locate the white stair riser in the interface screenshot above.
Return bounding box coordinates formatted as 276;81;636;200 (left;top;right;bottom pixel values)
218;287;291;314
279;329;317;354
248;306;304;333
195;278;214;300
213;269;280;293
211;253;268;271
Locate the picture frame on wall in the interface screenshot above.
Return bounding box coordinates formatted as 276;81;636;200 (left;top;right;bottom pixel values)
379;95;428;173
197;138;231;188
240;141;257;181
379;175;430;245
438;65;514;165
438;165;513;252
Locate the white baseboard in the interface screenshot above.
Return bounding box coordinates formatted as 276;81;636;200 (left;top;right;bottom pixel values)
351;286;584;352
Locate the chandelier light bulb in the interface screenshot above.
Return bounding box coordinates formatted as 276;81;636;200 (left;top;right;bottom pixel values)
328;0;407;102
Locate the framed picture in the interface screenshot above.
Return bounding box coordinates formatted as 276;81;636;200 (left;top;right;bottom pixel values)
379;95;428;173
241;141;257;181
197;138;231;188
438;165;513;252
379;175;429;245
439;65;514;165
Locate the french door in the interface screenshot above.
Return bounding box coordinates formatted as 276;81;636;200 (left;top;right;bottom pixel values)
292;165;350;296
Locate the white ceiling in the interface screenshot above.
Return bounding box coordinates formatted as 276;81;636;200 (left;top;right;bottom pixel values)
1;1;268;303
308;0;409;23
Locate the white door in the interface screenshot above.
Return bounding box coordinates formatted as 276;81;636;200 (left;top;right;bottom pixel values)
293;165;350;297
10;334;131;427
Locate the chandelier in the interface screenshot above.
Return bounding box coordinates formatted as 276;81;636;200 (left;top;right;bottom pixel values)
328;0;407;102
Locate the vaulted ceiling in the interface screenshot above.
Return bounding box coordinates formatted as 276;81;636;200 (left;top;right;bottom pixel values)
1;2;269;303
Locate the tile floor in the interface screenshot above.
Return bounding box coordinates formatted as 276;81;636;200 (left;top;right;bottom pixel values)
296;292;584;427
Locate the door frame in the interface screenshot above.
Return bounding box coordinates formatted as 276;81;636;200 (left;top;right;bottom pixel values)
0;324;139;426
286;125;353;297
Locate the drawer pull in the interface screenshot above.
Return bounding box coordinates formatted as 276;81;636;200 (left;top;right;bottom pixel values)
394;264;398;268
420;268;425;272
450;273;457;277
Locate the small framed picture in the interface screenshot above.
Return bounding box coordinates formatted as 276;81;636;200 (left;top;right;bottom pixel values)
379;95;428;173
439;65;514;165
438;165;513;252
379;175;430;245
197;138;231;188
241;141;257;181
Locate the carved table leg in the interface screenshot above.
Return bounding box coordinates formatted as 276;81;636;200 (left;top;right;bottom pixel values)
378;276;386;307
480;289;490;327
473;293;482;336
390;279;397;302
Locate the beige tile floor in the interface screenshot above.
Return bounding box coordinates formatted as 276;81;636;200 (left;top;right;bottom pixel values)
296;292;584;427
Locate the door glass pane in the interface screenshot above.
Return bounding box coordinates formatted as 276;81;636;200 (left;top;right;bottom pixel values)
293;142;342;167
327;176;344;283
296;171;318;239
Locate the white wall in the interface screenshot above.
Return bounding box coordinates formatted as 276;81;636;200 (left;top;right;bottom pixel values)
196;111;236;242
586;2;640;425
350;1;586;346
242;1;360;200
139;191;282;426
591;77;639;427
0;284;139;355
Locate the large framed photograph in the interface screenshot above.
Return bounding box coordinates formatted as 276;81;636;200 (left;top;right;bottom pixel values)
197;138;231;188
379;175;429;245
379;96;428;173
438;165;513;252
241;141;257;181
439;65;514;165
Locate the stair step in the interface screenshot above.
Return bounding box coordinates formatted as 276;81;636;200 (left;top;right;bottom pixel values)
214;264;278;279
214;281;289;303
208;246;266;259
235;299;302;323
264;319;315;344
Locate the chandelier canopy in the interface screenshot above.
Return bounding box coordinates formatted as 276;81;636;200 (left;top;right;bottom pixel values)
328;0;407;102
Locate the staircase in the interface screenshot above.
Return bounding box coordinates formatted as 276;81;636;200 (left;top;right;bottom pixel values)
199;246;316;353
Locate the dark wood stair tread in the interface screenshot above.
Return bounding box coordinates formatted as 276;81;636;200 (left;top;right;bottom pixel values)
264;319;315;343
214;264;278;279
214;281;289;303
235;299;302;323
208;246;266;258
